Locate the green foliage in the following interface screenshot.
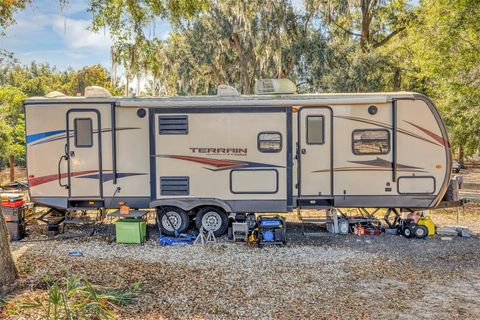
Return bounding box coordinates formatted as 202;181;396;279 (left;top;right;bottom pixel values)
89;0;208;41
9;275;140;320
0;86;27;163
110;0;415;95
0;63;121;166
61;65;122;96
397;0;480;156
0;0;31;33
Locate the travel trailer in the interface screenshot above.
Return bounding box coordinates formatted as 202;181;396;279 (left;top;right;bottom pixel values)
24;82;452;236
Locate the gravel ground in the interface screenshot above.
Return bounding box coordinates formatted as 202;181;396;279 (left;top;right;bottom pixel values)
2;208;480;320
457;168;480;186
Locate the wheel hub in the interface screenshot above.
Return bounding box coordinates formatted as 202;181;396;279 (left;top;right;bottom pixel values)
202;211;221;231
162;211;181;231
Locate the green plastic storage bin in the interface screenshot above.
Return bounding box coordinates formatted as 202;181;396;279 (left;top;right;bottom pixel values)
115;219;146;244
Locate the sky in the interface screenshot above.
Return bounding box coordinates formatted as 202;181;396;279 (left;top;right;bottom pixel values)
0;0;171;70
1;0;307;71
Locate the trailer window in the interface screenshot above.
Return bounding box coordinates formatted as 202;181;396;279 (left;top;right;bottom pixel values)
159;115;188;134
352;129;390;155
258;132;282;153
74;118;93;147
306;116;324;144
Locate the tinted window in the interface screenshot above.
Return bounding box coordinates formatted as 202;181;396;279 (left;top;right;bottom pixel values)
307;116;324;144
258;132;282;153
352;129;390;155
74;118;93;147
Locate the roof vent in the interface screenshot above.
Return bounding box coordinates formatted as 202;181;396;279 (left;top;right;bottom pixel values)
254;79;297;95
45;91;66;98
217;85;240;96
85;86;112;98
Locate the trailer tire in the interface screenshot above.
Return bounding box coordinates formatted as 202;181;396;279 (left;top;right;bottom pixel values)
195;206;228;237
157;207;189;236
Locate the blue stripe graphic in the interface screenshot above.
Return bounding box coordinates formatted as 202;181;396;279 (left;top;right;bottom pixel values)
26;130;66;144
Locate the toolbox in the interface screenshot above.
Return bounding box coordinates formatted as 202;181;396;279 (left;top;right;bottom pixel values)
1;193;23;201
1;206;26;222
1;193;25;209
2;200;25;208
115;219;146;244
1;199;26;241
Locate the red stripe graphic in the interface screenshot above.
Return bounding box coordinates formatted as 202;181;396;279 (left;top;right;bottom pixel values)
29;170;99;187
405;121;450;148
166;155;244;168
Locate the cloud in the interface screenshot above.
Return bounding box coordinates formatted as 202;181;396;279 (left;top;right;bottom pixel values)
16;48;109;70
1;14;53;47
52;17;111;51
0;0;112;70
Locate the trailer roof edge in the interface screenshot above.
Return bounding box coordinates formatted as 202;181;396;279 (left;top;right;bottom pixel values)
24;92;417;106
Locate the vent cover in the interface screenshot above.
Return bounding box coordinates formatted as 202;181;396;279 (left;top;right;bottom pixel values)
158;116;188;135
256;79;275;94
84;86;112;97
160;177;189;196
254;79;297;95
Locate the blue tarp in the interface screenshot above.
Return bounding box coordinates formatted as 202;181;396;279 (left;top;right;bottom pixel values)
159;234;196;246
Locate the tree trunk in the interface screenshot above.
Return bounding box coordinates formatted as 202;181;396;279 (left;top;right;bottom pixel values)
9;154;14;182
230;32;254;95
0;214;18;287
360;0;372;50
136;75;141;96
239;56;252;94
459;146;465;167
393;68;402;91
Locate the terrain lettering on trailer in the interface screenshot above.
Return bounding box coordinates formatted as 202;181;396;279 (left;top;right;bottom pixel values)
189;147;248;156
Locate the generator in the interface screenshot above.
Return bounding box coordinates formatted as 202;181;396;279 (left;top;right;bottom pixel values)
257;216;286;246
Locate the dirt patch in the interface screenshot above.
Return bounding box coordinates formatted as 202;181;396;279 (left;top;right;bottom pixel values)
457;168;480;186
0;167;26;185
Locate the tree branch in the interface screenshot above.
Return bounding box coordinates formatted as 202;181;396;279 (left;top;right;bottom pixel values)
319;10;362;37
372;26;406;48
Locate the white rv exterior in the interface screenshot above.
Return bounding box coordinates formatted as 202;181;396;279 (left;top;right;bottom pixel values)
24;91;452;235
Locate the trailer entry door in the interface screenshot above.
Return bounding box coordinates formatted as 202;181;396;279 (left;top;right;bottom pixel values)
66;110;102;198
298;107;332;197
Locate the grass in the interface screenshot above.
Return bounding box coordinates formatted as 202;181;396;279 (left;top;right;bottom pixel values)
4;275;140;320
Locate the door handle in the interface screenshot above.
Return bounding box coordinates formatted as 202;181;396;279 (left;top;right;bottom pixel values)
58;155;69;189
301;148;306;155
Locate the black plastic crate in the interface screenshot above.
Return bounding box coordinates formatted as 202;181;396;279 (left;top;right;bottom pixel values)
6;221;25;241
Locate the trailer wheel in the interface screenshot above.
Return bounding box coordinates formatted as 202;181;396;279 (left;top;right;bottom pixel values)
195;206;228;237
157;207;189;236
